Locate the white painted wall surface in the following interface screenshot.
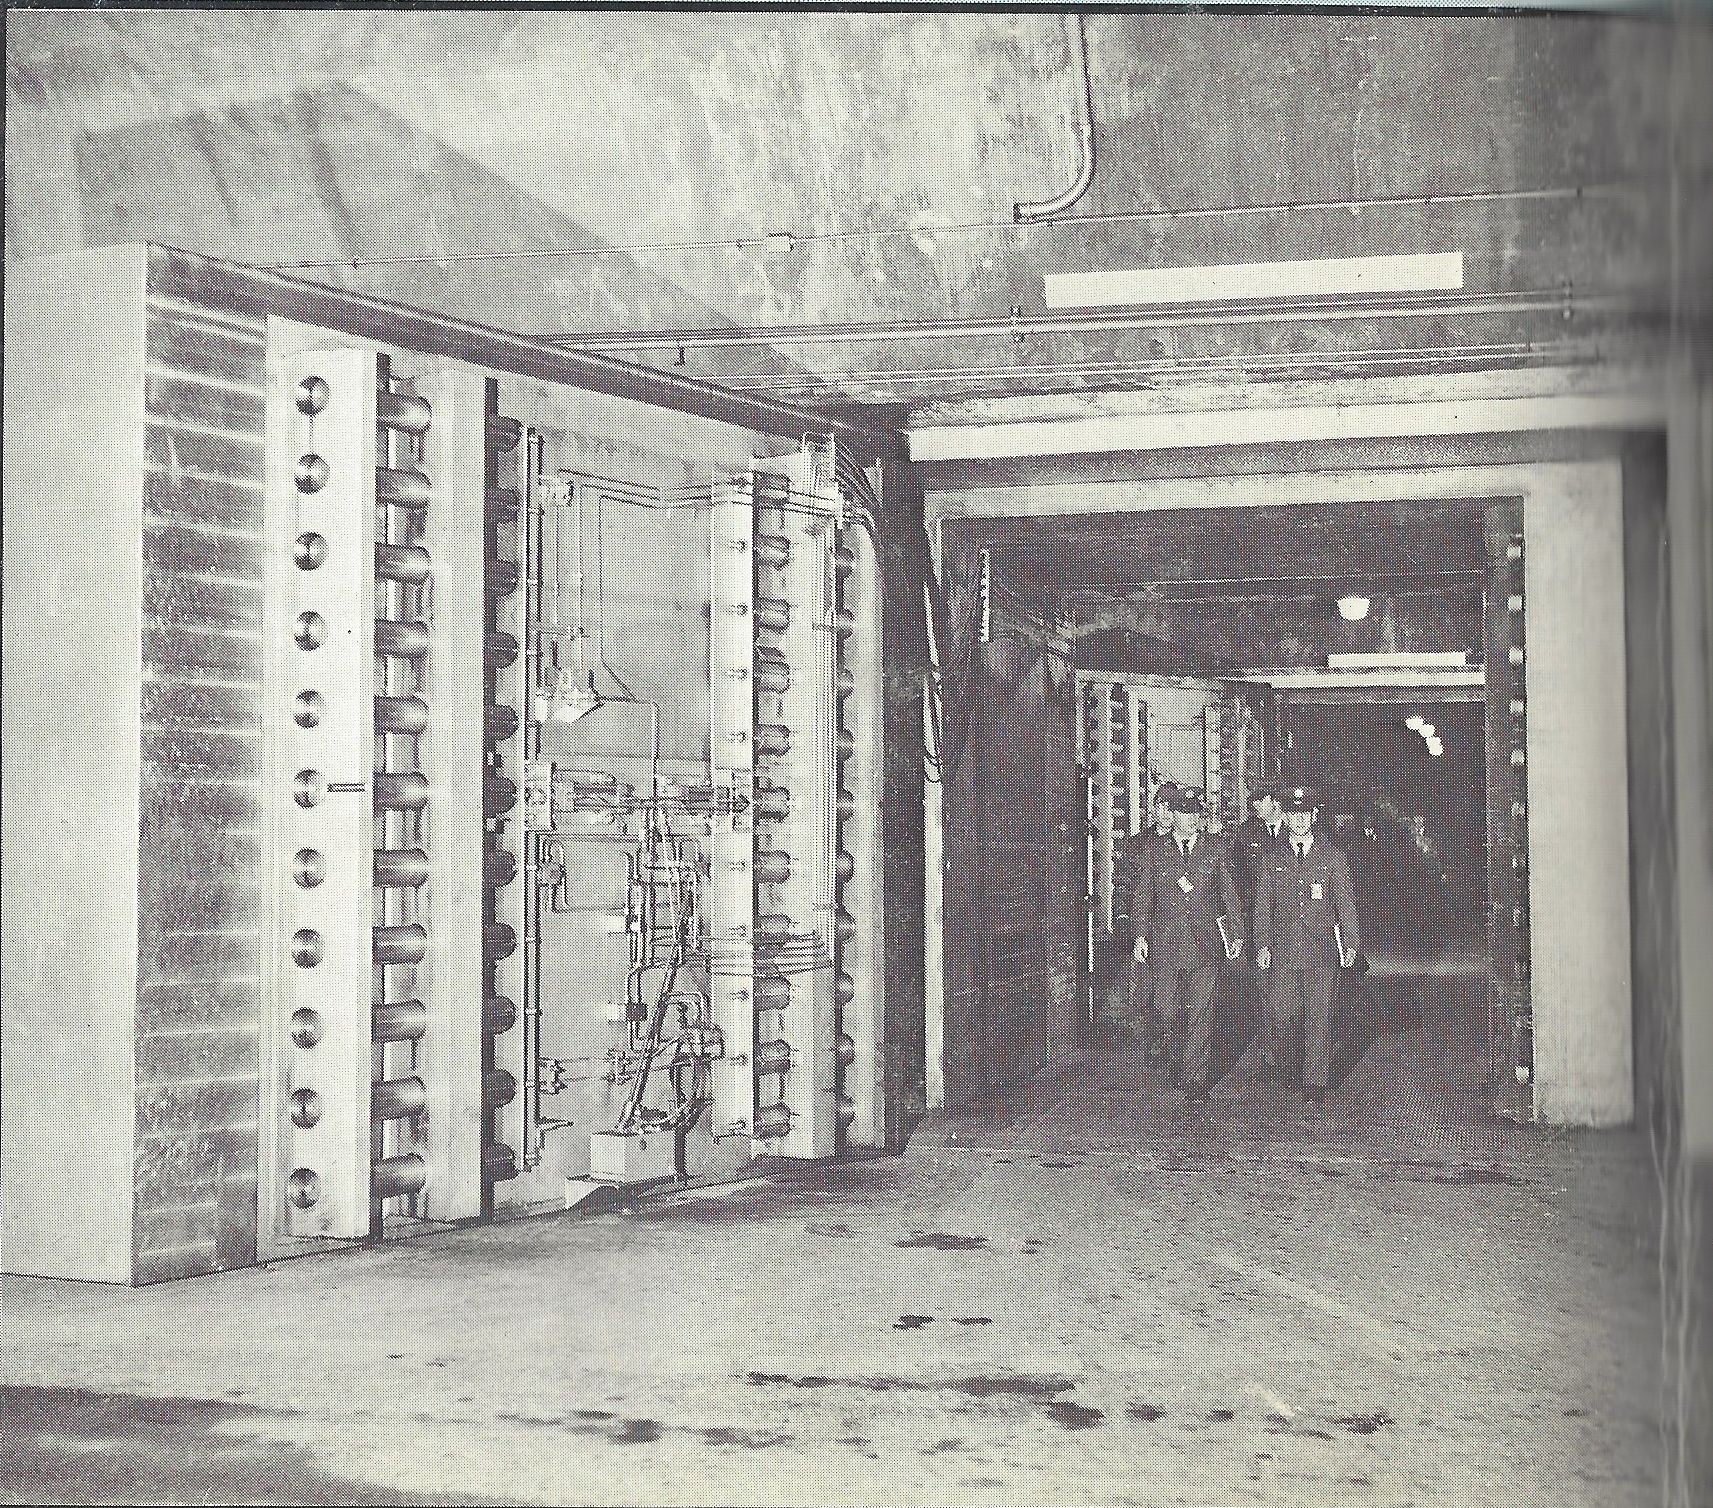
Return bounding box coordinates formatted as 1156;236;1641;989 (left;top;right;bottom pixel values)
1525;460;1634;1125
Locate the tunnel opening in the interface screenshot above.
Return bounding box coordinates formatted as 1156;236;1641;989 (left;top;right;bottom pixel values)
934;497;1532;1131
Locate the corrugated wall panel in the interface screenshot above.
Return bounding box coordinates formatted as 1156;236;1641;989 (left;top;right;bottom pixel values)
132;294;269;1281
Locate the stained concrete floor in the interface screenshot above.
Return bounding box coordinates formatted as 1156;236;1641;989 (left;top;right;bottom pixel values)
1;1001;1670;1507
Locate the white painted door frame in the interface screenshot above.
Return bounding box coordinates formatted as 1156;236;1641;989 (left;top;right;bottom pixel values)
924;454;1639;1126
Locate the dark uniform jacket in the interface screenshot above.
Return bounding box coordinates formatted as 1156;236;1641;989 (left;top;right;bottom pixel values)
1110;829;1156;940
1253;835;1361;970
1230;816;1287;904
1132;833;1243;971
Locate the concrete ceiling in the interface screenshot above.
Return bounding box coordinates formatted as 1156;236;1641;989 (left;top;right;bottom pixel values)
967;498;1485;603
4;10;1681;406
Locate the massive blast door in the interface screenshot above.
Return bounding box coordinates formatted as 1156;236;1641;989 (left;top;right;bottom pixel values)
1;246;924;1284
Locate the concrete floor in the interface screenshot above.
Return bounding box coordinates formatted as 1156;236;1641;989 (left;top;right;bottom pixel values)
1;1000;1670;1507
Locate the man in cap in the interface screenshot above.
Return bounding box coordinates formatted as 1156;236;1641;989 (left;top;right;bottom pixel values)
1131;785;1244;1104
1230;778;1288;1061
1107;782;1183;1057
1101;815;1150;1045
1253;784;1361;1108
1231;779;1287;903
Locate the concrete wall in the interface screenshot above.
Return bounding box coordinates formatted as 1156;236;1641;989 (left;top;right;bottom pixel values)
1;248;147;1283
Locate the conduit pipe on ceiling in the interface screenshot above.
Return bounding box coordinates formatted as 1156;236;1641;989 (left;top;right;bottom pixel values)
547;287;1633;351
1014;13;1096;223
270;186;1629;273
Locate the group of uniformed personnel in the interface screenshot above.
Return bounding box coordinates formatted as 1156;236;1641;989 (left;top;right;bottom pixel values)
1104;778;1362;1109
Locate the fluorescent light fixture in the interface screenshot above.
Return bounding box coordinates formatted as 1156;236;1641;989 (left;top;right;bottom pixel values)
1427;740;1444;757
1044;252;1464;310
1328;652;1470;669
1418;723;1437;739
1336;594;1371;622
1405;715;1424;730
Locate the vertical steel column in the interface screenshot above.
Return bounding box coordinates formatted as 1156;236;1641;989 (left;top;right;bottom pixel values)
1484;500;1531;1103
835;483;885;1149
1094;683;1117;932
487;406;529;1183
752;455;840;1160
269;348;378;1240
708;469;758;1138
411;362;489;1221
1125;687;1145;837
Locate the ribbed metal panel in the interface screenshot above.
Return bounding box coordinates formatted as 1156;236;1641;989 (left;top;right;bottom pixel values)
131;293;269;1282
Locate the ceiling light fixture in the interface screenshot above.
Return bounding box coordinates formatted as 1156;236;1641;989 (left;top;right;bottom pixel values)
1418;723;1437;739
1045;252;1465;311
1337;594;1372;622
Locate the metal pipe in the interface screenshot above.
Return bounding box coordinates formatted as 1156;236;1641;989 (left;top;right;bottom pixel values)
754;782;791;821
1014;13;1095;223
277;183;1632;276
485;848;518;888
373;923;428;966
755;849;792;885
373;999;428;1042
374;771;429;811
376;466;432;508
372;1153;428;1199
375;543;432;584
374;695;429;735
372;1075;427;1120
376;390;432;435
753;1103;792;1140
551;288;1629;353
485;995;519;1035
375;618;430;658
373;848;429;888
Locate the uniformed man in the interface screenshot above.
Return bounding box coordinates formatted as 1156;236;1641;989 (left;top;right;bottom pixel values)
1129;782;1181;1059
1101;816;1150;1043
1253;784;1361;1109
1148;782;1179;847
1131;786;1244;1104
1229;779;1286;1051
1231;779;1287;905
